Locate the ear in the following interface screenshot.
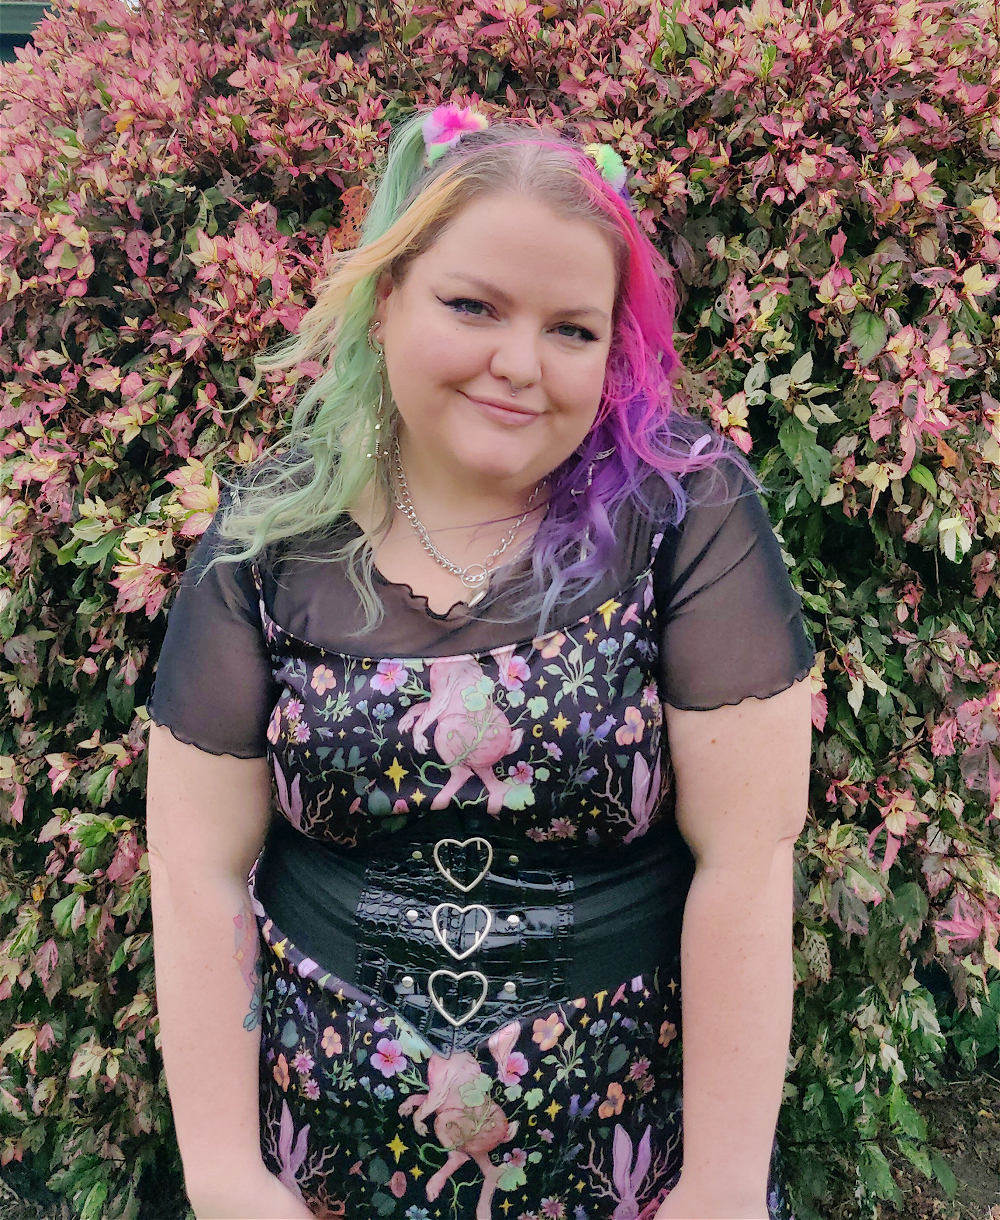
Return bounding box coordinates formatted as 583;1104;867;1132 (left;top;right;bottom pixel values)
372;269;395;328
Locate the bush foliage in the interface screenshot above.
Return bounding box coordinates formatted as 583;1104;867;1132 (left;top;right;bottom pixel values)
1;0;999;1216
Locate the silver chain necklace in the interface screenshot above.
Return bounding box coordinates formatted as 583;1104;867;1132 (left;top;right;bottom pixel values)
390;434;548;606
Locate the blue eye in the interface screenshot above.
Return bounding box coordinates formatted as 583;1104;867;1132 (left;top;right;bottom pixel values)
441;297;598;343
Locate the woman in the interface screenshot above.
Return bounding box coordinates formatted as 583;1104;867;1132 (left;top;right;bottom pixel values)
146;103;815;1220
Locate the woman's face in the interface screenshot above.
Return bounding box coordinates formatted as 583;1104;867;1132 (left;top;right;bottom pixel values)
372;191;618;498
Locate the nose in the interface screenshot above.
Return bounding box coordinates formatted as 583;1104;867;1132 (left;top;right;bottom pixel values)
488;321;542;393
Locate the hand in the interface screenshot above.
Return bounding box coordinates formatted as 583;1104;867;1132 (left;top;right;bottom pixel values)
188;1160;315;1218
654;1175;769;1220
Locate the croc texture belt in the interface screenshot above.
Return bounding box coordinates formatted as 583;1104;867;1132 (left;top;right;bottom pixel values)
253;811;696;1056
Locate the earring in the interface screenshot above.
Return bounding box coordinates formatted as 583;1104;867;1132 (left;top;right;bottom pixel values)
570;447;615;496
366;323;386;462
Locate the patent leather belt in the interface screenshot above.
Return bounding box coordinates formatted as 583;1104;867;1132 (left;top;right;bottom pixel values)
253;811;696;1055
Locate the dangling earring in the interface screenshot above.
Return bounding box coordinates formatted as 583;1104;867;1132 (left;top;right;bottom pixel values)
366;322;387;461
570;446;616;496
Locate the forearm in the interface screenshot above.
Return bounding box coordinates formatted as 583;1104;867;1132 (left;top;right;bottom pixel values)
675;842;796;1206
150;862;265;1200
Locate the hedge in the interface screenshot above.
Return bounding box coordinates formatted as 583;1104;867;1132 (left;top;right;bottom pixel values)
0;0;998;1217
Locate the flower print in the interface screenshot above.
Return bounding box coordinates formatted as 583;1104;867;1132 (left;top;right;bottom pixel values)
347;1001;367;1020
322;1027;343;1056
598;1081;625;1118
373;1083;394;1101
392;798;409;814
373;1018;388;1034
292;721;311;743
640;683;658;708
273;1054;290;1091
390;1170;408;1199
627;1056;651;1081
594;714;616;740
503;1147;528;1169
285;698;304;721
292;1050;314;1075
266;705;282;744
405;1208;431;1220
526;827;548;842
371;1037;407;1077
310;665;337;695
356;700;369;715
302;1077;320;1100
549;817;577;840
373;701;393;721
504;655;531;690
598;637;620;659
498;1051;529;1086
577;712;592;736
541;1200;564;1218
462;674;496;711
538;1128;554;1144
658;1019;677;1047
543;740;563;759
532;1012;564;1051
508;761;534;784
371;660;409;695
615;706;644;746
540;631;567;658
589;1019;607;1037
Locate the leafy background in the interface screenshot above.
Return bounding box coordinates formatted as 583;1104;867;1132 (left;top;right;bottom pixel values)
1;0;999;1217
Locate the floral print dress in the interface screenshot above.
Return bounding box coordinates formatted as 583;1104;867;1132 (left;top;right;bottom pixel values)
240;529;799;1220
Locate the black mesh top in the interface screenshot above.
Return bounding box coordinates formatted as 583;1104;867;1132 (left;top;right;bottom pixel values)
148;444;814;758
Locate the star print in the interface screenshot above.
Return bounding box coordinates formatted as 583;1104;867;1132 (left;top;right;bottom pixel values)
412;789;426;806
589;807;600;818
580;1013;590;1027
340;788;347;796
550;712;570;736
387;1133;407;1163
667;978;679;994
545;1099;562;1120
534;1068;543;1081
305;750;311;758
596;597;622;628
338;729;346;738
500;1201;511;1215
410;1166;423;1179
272;939;287;960
385;757;408;791
576;1179;586;1191
584;628;597;644
536;676;547;689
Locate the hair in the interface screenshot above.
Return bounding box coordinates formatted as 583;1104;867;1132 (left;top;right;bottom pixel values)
196;105;762;638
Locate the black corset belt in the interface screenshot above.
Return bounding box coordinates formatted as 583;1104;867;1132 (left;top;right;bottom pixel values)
253;811;697;1055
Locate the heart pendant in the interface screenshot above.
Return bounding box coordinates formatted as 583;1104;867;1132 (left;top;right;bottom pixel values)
432;836;493;893
430;902;492;961
428;968;489;1028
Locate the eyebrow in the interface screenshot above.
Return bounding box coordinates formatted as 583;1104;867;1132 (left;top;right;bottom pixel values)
441;273;610;323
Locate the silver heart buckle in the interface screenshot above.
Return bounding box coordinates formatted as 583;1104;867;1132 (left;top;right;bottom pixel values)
427;968;489;1028
431;902;492;962
432;836;493;893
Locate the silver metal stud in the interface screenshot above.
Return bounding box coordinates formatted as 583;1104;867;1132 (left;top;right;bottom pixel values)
502;981;517;995
400;975;415;990
508;854;519;865
411;850;423;860
506;913;520;928
405;909;419;923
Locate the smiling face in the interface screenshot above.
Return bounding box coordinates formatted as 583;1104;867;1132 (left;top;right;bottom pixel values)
372;191;619;505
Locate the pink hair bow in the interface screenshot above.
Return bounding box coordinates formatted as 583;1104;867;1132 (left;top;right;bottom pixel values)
422;102;489;164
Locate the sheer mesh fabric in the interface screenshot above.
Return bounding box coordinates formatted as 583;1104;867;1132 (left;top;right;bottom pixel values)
147;445;814;757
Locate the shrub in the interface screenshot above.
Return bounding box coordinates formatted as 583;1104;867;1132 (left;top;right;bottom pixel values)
0;0;998;1217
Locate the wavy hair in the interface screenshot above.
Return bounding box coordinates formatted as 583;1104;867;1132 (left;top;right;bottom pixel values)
198;106;761;638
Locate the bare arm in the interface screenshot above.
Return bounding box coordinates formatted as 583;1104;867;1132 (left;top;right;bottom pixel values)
146;721;309;1217
655;676;812;1218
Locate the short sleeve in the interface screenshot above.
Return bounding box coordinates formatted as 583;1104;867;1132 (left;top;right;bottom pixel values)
147;482;279;757
653;461;814;711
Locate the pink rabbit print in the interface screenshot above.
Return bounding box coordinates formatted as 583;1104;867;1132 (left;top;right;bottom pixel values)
397;656;524;815
397;1020;521;1219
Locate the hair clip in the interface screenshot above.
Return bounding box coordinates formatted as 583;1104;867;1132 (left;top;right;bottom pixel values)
422;103;489;165
584;143;629;196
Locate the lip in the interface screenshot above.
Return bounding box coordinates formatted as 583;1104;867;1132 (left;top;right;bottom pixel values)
463;393;541;425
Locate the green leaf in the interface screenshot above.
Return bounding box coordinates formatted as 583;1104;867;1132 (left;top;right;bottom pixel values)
400;18;422;40
928;1148;957;1199
789;351;813;382
888;1085;926;1139
81;1181;108;1220
778;416;833;502
908;464;937;495
77;530;123;565
606;1043;629;1075
280;1019;299;1048
858;1142;902;1204
849;312;888;366
895;1138;932;1178
52;893;83;938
